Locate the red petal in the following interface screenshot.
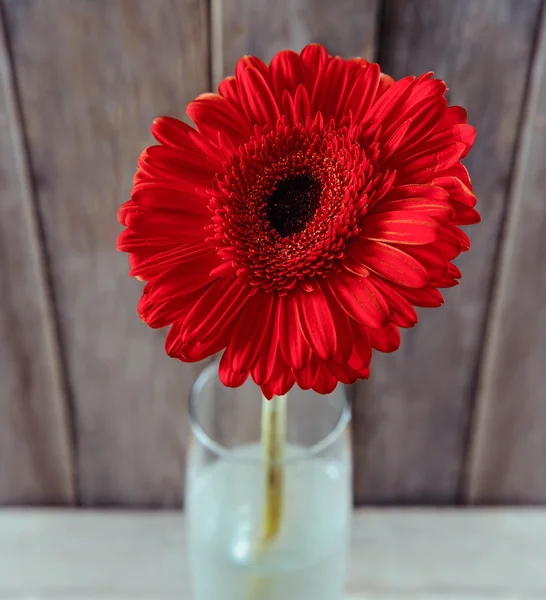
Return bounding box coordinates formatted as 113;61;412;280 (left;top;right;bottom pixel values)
140;283;211;329
443;106;468;126
181;277;248;346
372;197;454;225
312;363;339;395
218;75;242;107
293;354;321;390
348;239;429;288
385;96;447;158
130;242;217;280
236;65;280;126
369;322;401;353
300;44;329;96
328;270;389;329
151;117;195;148
117;228;179;254
454;124;476;157
265;349;296;397
377;73;395;97
435;226;466;260
165;314;232;361
326;361;360;385
362;211;439;245
180;326;231;362
347;320;372;370
381;118;413;159
187;93;252;145
269;50;304;102
145;255;217;302
238;55;269;78
132;186;209;216
433;175;477;208
120;205;207;243
395;285;444;308
345;63;380;124
222;290;275;374
370;276;418;328
383;184;449;203
399;244;448;281
320;280;353;362
311;57;348;120
295;286;337;360
278;294;312;370
219;352;249;388
251;300;280;385
329;272;389;328
293;84;311;122
452;204;481;225
140;145;218;183
365;76;415;134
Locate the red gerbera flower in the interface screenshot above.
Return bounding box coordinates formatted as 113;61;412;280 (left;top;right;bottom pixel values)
117;44;479;399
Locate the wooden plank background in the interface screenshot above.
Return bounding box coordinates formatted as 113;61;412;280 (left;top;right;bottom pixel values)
0;0;545;506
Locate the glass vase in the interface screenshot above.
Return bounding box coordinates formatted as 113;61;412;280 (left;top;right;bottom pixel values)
185;361;352;600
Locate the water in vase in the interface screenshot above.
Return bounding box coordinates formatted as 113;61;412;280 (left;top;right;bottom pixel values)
186;443;351;600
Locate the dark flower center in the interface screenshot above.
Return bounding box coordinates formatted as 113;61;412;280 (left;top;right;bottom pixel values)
266;173;323;237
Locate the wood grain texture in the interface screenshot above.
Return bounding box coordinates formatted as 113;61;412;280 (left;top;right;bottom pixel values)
352;0;543;504
0;3;75;504
0;509;545;598
2;0;210;506
219;0;379;79
466;5;546;504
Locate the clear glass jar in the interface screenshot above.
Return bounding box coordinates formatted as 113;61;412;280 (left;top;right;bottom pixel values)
185;361;352;600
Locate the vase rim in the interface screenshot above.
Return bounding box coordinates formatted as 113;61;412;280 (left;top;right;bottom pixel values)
188;361;351;465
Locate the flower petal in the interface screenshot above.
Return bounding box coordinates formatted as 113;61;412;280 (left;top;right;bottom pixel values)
236;65;281;126
394;284;444;308
348;239;429;288
328;270;389;329
295;286;337;360
312;363;339;395
362;211;439;245
278;293;312;370
221;290;276;375
369;322;401;353
269;50;304;102
320;279;353;362
130;242;217;280
187;93;252;144
265;349;296;397
311;57;349;120
219;351;250;388
293;353;321;390
251;301;280;386
370;275;418;328
347;320;372;370
345;62;380;124
300;44;328;96
326;361;360;385
181;277;249;346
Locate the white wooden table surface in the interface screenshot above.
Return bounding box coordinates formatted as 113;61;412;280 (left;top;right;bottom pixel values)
0;509;545;599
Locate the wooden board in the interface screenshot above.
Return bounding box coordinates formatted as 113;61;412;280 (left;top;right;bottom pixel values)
0;509;545;598
0;3;75;504
219;0;379;80
352;0;543;504
1;0;210;506
466;6;546;503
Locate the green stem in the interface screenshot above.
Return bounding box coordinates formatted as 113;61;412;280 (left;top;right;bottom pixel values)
245;393;287;599
258;393;287;546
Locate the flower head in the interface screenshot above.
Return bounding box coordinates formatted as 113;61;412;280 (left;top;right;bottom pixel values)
118;44;479;399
